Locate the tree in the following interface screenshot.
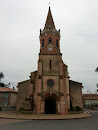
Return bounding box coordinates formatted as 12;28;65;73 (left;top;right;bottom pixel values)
95;68;98;93
0;72;10;88
95;67;98;72
0;82;5;87
0;72;4;82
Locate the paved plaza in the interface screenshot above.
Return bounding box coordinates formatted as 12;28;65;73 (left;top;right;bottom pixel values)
0;113;98;130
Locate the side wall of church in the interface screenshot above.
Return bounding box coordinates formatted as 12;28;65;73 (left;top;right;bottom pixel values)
17;80;31;111
69;80;83;109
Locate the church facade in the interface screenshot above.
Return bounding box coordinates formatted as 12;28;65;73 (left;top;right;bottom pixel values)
17;7;83;115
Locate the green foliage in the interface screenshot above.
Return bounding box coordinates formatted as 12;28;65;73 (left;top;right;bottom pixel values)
0;72;4;81
95;67;98;72
95;104;98;107
19;107;24;111
0;82;5;87
0;72;10;88
68;109;71;112
76;106;82;111
83;103;87;107
70;106;82;111
0;72;4;88
72;107;77;111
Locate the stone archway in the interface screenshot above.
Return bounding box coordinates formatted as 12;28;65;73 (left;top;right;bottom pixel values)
42;90;59;114
45;96;56;114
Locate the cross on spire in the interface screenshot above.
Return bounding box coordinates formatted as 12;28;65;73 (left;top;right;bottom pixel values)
49;2;51;6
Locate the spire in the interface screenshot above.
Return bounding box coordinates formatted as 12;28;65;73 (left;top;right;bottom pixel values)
44;6;55;29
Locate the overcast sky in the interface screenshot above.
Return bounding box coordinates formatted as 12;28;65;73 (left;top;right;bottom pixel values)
0;0;98;93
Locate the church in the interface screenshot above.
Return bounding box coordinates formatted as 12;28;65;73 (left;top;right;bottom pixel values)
17;7;83;115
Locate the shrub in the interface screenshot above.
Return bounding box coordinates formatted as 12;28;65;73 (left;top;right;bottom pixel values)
0;106;2;111
76;106;82;111
91;104;93;107
95;104;98;107
19;107;24;111
68;109;71;112
72;107;77;111
94;103;96;107
70;106;82;111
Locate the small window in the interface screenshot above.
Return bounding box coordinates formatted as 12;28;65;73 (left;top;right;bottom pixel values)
42;39;44;47
50;60;51;69
48;37;52;44
56;40;58;48
49;26;52;29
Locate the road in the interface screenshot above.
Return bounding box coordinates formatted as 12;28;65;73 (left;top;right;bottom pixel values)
0;113;98;130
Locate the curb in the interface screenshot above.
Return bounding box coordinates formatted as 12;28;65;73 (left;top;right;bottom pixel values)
0;113;91;120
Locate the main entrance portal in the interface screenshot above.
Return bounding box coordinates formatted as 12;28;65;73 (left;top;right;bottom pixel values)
45;96;56;114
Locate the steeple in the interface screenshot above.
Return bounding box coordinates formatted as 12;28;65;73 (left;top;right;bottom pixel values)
39;6;61;53
40;6;60;37
44;7;55;29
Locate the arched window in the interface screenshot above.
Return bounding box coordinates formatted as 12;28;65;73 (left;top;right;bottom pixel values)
42;39;44;47
48;37;52;44
56;40;58;48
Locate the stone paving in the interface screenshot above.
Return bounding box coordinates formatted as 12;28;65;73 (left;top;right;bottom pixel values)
0;111;91;120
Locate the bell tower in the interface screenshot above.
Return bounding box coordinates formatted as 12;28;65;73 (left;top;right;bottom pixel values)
35;6;69;115
39;7;61;55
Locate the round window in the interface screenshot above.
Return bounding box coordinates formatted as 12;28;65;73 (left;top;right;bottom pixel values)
47;79;54;87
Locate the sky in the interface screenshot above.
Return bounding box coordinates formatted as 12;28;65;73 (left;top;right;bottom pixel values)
0;0;98;93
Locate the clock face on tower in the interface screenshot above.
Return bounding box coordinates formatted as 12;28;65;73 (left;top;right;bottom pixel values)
48;47;53;51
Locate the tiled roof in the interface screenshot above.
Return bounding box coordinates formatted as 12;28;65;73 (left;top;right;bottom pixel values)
0;88;18;93
83;94;98;100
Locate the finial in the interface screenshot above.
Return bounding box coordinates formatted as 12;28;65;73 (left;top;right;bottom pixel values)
49;2;51;6
49;2;51;9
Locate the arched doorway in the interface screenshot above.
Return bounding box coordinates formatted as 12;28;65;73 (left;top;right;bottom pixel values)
45;96;56;114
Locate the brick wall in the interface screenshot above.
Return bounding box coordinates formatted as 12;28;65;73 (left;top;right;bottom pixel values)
69;80;83;109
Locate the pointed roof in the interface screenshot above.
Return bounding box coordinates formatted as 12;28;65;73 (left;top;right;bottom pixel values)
44;7;55;29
